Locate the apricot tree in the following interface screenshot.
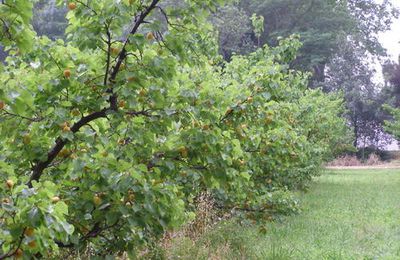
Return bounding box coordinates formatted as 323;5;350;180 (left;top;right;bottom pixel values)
0;0;348;258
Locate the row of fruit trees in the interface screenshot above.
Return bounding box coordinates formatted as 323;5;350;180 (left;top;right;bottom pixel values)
0;0;349;258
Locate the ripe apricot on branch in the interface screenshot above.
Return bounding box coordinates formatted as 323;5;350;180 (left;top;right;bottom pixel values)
28;240;37;248
6;180;14;189
58;148;71;158
61;121;71;132
0;100;5;110
111;47;120;56
51;196;61;203
63;69;71;78
127;191;135;202
68;2;77;10
179;146;188;158
226;107;233;115
71;108;80;116
24;227;35;237
202;124;210;131
146;32;155;40
127;76;137;82
118;100;126;108
93;195;102;206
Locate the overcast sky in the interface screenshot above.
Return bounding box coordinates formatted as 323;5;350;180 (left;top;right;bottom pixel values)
379;1;400;61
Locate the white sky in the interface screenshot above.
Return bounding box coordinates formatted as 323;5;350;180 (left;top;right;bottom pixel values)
373;1;400;86
379;1;400;61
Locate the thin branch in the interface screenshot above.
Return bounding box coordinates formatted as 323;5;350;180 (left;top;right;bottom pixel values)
54;220;120;248
125;109;153;117
0;228;25;260
103;23;112;86
76;0;98;15
1;110;43;122
107;0;161;110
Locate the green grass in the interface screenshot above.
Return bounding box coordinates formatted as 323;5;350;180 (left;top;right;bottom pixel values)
165;169;400;259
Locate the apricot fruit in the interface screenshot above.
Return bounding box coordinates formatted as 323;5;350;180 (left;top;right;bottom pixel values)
63;69;71;78
68;2;77;10
51;196;61;203
6;180;14;189
146;32;155;40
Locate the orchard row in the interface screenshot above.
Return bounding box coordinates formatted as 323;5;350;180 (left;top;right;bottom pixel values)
0;1;348;258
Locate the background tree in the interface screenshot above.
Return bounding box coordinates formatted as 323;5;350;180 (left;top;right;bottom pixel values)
236;0;398;82
32;0;67;40
382;57;400;106
382;55;400;146
226;0;399;150
322;40;392;149
211;5;255;60
0;0;67;62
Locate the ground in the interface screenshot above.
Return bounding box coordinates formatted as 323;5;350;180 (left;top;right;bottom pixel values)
166;168;400;259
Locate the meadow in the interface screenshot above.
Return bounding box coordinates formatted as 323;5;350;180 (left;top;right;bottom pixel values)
167;168;400;259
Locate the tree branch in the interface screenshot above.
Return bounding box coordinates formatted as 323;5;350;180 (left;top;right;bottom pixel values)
0;228;25;260
107;0;160;110
103;23;112;86
27;0;161;187
28;109;108;187
1;110;42;122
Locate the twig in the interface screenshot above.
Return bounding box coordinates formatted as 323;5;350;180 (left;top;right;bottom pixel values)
1;110;42;122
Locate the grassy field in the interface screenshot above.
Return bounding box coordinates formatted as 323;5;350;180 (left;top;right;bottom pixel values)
166;169;400;259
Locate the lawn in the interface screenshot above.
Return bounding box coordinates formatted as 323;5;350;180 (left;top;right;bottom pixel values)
166;168;400;259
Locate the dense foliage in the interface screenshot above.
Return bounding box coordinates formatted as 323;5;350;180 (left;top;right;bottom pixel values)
0;0;348;258
384;106;400;140
382;58;400;144
216;0;399;148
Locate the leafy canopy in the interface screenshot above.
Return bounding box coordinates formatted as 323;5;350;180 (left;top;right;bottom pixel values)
0;0;347;258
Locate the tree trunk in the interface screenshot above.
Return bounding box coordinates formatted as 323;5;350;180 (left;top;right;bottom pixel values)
0;45;7;63
353;116;358;148
313;63;326;83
